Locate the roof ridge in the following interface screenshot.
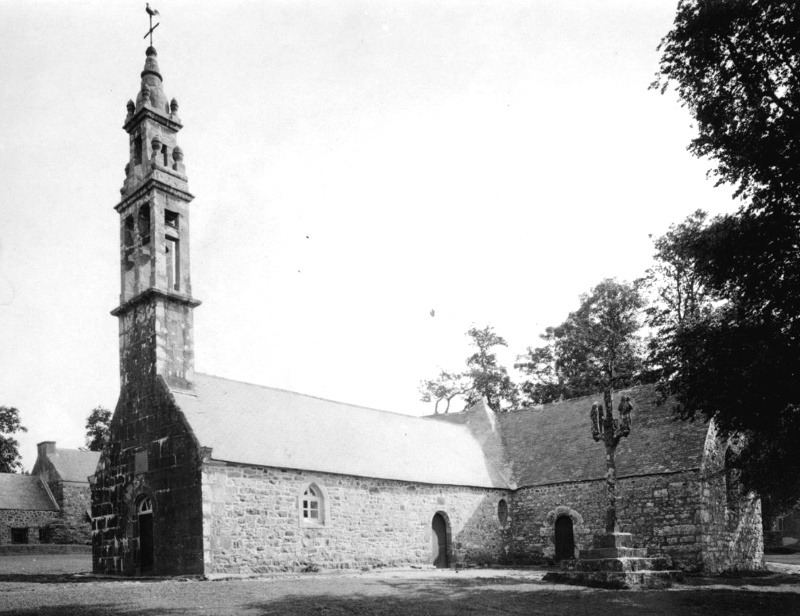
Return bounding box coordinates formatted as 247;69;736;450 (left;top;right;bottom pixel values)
190;372;433;422
501;386;646;415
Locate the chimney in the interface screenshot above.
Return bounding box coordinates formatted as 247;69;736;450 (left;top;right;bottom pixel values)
37;441;56;459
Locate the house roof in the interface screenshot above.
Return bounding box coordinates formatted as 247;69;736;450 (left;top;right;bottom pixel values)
494;385;709;487
47;449;101;483
172;373;511;489
0;474;59;511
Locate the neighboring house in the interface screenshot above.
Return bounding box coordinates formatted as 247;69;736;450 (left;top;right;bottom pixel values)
90;44;764;577
32;442;100;544
764;509;800;548
0;474;59;545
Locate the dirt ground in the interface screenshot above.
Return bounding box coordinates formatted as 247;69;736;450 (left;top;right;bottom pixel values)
2;554;800;616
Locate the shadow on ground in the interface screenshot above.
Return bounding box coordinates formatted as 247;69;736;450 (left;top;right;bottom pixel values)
0;572;194;584
683;571;800;587
240;590;800;616
5;589;798;616
2;576;800;616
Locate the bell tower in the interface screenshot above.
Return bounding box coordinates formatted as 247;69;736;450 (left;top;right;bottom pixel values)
111;46;200;391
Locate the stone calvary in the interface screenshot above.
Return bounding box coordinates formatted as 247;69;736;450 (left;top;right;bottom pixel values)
545;394;685;588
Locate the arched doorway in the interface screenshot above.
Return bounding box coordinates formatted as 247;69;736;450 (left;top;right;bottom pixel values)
137;497;154;574
431;513;449;568
554;514;575;561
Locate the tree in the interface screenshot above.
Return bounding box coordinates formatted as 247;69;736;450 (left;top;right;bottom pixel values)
514;342;569;407
638;210;715;384
85;406;112;452
654;0;800;204
419;325;519;414
463;326;519;413
0;406;27;473
655;0;800;513
642;210;800;513
518;279;645;406
418;370;469;414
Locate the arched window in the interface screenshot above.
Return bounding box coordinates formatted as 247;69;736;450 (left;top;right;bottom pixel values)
299;482;327;527
138;497;153;514
497;499;509;526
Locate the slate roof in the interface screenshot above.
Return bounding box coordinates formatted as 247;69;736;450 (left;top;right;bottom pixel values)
0;474;59;511
173;375;708;490
494;385;709;487
46;449;100;483
172;373;511;489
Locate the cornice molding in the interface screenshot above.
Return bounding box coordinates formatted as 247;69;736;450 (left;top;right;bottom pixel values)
115;175;194;212
123;107;183;133
111;287;201;317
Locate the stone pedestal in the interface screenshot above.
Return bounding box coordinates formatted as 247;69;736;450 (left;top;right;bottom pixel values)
544;533;683;590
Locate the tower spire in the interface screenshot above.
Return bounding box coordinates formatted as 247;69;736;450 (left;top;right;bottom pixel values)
112;44;199;392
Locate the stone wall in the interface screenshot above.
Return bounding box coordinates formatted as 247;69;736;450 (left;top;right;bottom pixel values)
56;483;93;543
509;470;707;571
698;425;763;572
0;510;57;544
201;462;512;574
91;375;204;576
37;477;92;544
508;434;764;574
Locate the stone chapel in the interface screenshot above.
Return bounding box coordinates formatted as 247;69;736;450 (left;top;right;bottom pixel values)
90;45;764;577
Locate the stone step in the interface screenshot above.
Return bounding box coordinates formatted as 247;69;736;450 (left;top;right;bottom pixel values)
593;532;634;549
543;568;684;590
574;556;671;573
579;547;647;559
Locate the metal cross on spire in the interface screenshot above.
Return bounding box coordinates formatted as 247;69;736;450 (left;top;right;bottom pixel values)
144;4;161;46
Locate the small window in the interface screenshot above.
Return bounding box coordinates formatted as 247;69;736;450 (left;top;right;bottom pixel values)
300;483;326;526
166;238;179;291
124;216;135;247
138;205;151;246
165;210;179;229
161;144;169;167
38;528;47;542
133;135;143;165
11;528;29;544
303;486;320;520
498;499;509;525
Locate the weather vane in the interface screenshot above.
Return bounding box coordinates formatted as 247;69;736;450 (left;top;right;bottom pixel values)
144;4;160;46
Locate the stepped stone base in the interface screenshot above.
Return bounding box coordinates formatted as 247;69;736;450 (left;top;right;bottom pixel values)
543;532;684;590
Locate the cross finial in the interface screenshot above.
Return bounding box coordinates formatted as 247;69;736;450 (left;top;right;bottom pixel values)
144;4;161;46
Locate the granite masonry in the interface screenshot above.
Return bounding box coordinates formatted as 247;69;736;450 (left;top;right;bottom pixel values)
202;464;511;574
91;44;764;577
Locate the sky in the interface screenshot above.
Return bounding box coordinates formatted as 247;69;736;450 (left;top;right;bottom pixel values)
0;1;742;470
